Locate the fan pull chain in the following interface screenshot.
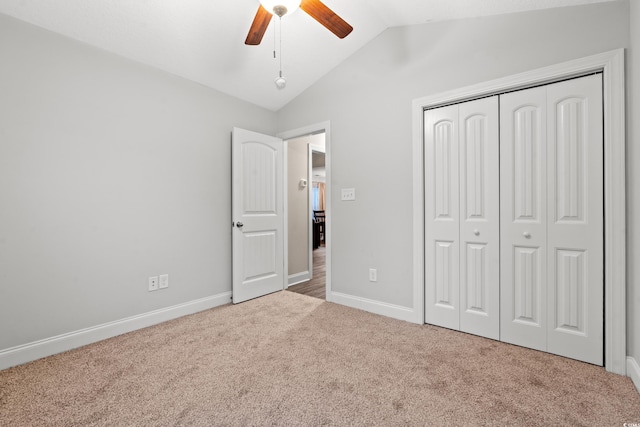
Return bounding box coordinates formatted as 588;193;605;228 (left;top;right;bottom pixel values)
279;16;283;77
274;16;286;89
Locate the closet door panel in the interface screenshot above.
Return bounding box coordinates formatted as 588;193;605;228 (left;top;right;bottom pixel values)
546;74;603;365
500;86;548;352
459;96;500;340
425;104;460;330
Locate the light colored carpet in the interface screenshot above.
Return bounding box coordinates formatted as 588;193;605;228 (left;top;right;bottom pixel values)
1;291;639;426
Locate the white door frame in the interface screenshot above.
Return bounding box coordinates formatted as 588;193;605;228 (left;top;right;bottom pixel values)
412;49;626;375
279;121;332;301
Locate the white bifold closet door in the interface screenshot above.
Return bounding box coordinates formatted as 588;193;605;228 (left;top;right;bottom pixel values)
424;96;500;340
500;74;603;365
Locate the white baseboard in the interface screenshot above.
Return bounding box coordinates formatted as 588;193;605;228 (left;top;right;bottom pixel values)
627;357;640;394
330;292;416;323
0;292;231;371
288;271;311;287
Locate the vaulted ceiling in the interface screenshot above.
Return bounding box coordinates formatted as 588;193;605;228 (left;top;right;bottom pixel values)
0;0;617;111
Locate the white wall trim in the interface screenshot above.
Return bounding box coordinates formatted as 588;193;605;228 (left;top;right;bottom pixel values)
412;48;626;375
283;138;289;291
288;271;311;286
278;121;332;301
331;292;416;323
627;357;640;394
0;292;231;371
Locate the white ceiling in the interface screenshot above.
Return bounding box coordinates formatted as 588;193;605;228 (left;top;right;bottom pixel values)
0;0;617;111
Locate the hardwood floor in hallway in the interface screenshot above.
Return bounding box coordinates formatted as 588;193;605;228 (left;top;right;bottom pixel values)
287;246;325;300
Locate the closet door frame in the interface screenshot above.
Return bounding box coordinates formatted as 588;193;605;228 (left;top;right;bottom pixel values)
411;49;626;375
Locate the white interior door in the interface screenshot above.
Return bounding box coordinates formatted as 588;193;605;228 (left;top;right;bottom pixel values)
425;104;460;330
232;127;285;303
500;85;548;352
424;97;500;340
546;74;603;365
500;75;603;365
458;97;500;340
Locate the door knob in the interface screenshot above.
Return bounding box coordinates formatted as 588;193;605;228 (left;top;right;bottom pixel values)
473;229;480;236
236;221;244;228
523;231;531;238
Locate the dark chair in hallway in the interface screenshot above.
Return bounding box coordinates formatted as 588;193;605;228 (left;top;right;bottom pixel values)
313;210;325;249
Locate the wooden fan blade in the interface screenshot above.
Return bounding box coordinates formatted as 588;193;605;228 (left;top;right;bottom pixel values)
245;5;273;45
300;0;353;39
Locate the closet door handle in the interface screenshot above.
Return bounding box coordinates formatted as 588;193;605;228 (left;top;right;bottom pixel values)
523;231;531;239
473;229;480;236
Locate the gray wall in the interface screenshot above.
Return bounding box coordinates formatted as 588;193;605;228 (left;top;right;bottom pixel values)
277;2;630;310
0;14;276;351
628;0;640;368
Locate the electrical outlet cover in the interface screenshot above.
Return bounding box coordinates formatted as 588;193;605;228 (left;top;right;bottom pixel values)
159;274;169;289
149;276;159;291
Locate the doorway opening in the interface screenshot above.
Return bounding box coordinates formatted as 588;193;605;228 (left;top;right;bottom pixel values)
285;132;327;300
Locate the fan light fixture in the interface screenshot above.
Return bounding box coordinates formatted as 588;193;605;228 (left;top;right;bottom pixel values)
259;0;301;17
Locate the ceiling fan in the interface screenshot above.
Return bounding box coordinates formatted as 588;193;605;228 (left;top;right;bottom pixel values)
245;0;353;45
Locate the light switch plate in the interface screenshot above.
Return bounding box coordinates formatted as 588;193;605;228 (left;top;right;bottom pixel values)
341;188;356;201
159;274;169;289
